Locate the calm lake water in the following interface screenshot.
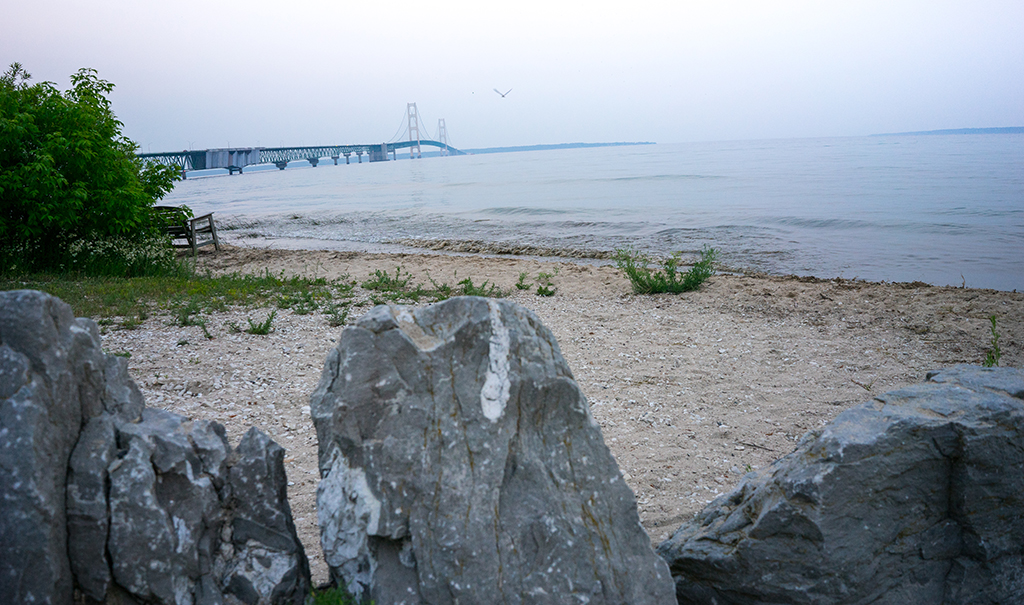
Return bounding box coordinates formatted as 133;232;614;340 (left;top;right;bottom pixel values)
162;134;1024;291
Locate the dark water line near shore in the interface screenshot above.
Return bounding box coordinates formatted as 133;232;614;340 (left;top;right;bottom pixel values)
164;134;1024;291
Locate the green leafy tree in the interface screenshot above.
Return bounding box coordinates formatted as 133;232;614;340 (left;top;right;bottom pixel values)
0;62;181;273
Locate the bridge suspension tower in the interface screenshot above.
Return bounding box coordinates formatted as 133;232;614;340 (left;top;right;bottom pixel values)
437;119;449;156
407;103;422;159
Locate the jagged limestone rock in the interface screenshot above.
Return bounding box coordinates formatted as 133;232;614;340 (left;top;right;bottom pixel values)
224;428;311;605
312;297;674;604
100;410;310;605
0;290;311;605
107;408;224;605
0;290;116;604
66;414;118;600
658;365;1024;604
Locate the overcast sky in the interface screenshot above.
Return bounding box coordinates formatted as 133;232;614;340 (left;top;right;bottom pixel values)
5;1;1023;151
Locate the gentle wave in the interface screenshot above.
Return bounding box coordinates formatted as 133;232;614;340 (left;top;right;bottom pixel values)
166;135;1024;290
600;174;728;182
477;206;571;216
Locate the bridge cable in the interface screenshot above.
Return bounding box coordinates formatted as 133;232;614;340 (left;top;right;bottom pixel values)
417;111;434;142
418;113;433;141
386;111;408;144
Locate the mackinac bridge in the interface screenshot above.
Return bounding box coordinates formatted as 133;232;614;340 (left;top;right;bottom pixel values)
137;103;463;177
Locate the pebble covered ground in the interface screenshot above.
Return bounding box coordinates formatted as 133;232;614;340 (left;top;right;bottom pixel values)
99;246;1023;584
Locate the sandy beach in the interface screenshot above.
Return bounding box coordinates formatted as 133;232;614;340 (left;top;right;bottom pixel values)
99;244;1023;585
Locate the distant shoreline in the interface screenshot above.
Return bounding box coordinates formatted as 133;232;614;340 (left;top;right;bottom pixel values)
871;126;1024;136
458;141;655;155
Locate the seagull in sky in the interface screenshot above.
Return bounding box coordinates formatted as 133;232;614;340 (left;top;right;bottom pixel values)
493;88;512;98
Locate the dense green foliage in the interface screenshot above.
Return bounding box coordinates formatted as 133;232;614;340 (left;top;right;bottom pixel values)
614;246;717;294
0;63;180;274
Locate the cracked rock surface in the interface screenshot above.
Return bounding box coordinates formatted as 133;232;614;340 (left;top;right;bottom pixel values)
0;290;310;605
0;289;117;604
657;365;1024;604
311;296;674;604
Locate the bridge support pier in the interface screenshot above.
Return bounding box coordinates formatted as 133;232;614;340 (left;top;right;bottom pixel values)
356;152;363;163
343;153;351;164
369;143;389;162
275;161;288;170
332;156;339;165
308;158;319;168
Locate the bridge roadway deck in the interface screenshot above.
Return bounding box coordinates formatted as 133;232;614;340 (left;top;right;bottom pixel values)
137;140;461;173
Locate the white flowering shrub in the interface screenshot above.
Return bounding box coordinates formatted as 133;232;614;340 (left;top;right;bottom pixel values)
63;235;186;277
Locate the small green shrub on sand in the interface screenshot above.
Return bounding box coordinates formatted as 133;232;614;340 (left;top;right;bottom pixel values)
277;290;318;315
245;310;276;335
362;267;412;293
983;315;1002;367
457;276;503;297
363;267;435;302
308;585;363;605
614;246;717;294
324;302;350;327
426;273;455;300
366;267;504;303
535;269;557;297
173;298;204;326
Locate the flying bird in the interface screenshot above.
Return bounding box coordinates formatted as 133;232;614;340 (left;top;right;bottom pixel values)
493;88;512;98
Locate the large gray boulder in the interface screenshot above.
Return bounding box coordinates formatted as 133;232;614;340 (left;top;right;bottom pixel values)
311;297;674;604
0;290;310;605
658;365;1024;604
97;412;310;605
223;428;311;605
105;409;227;604
0;289;138;604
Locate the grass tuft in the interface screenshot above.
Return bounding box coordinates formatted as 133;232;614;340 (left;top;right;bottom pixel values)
457;277;503;297
613;246;717;294
426;273;455;301
324;302;351;327
364;267;504;304
362;267;412;293
308;585;364;605
277;290;319;315
173;299;204;327
983;315;1001;367
535;270;557;297
1;269;344;320
245;310;276;335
